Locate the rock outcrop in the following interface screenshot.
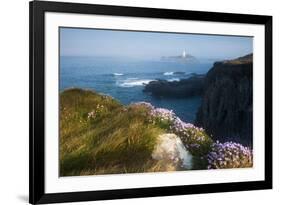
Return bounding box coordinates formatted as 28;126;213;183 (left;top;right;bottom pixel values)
152;133;193;170
143;75;205;98
196;54;253;145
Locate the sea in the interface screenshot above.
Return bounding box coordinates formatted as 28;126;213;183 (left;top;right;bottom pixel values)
60;56;214;123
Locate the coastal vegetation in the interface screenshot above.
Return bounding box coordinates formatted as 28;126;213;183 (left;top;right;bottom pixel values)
60;87;253;176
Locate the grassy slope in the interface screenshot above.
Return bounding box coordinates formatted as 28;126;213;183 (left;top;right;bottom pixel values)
60;88;167;176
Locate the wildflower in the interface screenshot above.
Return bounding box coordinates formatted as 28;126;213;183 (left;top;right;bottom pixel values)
207;141;253;169
189;143;200;148
132;101;213;156
87;111;95;119
150;108;176;122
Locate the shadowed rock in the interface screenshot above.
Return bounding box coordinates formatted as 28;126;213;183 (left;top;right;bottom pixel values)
143;75;205;98
195;54;253;146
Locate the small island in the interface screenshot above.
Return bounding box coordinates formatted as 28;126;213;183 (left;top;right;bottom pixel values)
143;74;205;98
161;49;197;62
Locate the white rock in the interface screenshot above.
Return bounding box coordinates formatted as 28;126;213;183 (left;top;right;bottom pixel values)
152;133;193;170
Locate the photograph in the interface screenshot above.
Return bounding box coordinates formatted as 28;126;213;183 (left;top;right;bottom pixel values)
28;1;273;203
59;27;254;176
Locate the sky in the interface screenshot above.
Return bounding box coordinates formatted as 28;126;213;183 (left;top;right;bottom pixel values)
60;27;253;60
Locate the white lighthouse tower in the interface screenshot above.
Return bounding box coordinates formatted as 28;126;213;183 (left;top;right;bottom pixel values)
182;49;187;58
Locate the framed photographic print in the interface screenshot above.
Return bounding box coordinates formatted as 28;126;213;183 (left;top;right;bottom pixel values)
29;0;272;204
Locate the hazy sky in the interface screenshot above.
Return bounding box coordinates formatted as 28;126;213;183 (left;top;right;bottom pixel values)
60;27;253;59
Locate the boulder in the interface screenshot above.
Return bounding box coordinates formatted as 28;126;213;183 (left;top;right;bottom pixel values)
152;133;193;170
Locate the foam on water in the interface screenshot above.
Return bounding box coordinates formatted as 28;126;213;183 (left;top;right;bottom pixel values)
117;79;154;87
163;72;174;76
113;73;124;76
167;78;180;82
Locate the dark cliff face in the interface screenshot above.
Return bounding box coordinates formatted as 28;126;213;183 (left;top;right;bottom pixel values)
196;54;253;146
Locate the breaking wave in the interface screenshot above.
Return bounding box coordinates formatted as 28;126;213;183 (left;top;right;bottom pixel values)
167;78;180;82
113;73;124;76
163;71;187;76
163;72;174;76
117;79;154;87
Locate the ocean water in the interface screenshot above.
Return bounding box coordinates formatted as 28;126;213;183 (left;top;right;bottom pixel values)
60;56;213;123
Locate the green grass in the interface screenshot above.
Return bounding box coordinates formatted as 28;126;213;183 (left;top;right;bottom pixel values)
59;88;166;176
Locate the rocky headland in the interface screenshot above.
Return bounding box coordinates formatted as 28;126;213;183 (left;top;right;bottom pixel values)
143;54;253;145
196;54;253;145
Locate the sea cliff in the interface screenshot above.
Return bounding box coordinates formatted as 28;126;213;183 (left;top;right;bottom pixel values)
196;54;253;145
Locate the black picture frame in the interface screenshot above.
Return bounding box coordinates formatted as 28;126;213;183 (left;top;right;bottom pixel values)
29;0;272;204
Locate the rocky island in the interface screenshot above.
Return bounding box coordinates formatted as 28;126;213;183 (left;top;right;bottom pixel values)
161;50;197;62
143;74;205;98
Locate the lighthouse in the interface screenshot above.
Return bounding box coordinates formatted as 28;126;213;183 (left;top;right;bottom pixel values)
182;49;187;58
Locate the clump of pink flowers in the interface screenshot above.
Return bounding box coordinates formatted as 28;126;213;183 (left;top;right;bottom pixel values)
141;105;212;156
87;111;95;119
207;141;253;169
150;108;176;122
130;101;253;165
87;104;106;119
168;116;212;156
171;117;203;134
